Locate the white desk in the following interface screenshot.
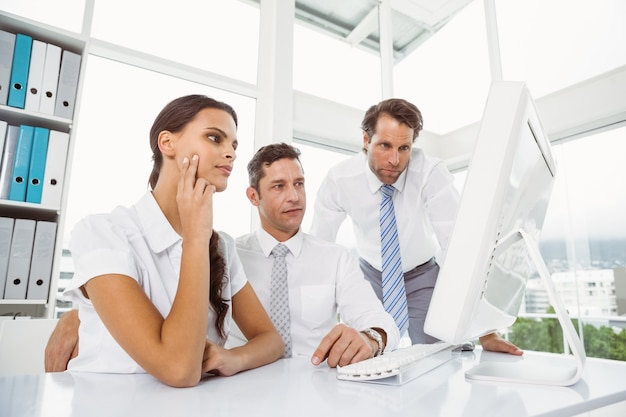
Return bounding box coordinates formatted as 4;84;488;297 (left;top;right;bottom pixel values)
1;350;626;417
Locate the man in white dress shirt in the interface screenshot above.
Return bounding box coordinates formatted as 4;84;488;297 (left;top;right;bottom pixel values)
310;98;522;355
229;142;399;367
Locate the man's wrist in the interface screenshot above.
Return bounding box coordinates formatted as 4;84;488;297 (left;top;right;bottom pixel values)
361;328;384;357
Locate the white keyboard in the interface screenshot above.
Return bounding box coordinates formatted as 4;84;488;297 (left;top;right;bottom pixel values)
336;342;459;385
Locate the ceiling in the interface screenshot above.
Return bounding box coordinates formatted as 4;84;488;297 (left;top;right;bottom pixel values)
250;0;474;62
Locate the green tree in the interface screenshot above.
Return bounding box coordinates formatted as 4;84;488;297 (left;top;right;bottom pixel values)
507;310;626;361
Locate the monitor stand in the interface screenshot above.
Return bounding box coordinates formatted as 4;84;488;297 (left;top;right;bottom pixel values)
465;230;587;386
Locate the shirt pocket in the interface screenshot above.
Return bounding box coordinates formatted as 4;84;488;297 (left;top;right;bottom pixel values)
299;284;336;328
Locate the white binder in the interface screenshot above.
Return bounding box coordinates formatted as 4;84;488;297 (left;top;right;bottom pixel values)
0;30;16;106
26;221;57;300
0;217;15;299
0;120;7;198
39;43;61;115
4;219;36;299
54;50;81;119
0;120;7;160
40;130;69;209
24;40;47;112
0;125;19;200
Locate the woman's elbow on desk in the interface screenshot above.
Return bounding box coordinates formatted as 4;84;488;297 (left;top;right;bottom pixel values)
148;358;204;388
159;371;203;388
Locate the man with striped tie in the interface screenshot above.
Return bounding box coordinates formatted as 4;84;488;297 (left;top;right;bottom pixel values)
232;143;400;367
311;98;522;355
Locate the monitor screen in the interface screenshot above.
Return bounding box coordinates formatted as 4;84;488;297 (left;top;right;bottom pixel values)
424;81;586;386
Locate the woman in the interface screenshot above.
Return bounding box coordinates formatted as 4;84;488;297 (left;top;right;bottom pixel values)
63;95;284;387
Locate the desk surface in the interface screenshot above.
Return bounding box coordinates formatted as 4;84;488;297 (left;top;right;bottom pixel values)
1;349;626;417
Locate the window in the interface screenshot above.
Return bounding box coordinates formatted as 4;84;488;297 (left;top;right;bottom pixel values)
394;0;626;136
64;56;256;244
293;23;382;111
0;0;85;33
513;125;626;360
91;0;259;84
294;141;356;250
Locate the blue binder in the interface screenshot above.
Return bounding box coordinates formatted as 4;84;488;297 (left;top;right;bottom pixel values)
7;34;33;109
26;127;50;204
8;125;35;202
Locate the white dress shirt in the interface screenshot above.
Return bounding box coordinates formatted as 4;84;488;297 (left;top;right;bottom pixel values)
64;192;247;374
229;228;400;357
310;148;460;271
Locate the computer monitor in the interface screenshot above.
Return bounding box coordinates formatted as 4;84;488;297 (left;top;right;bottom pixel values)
423;81;586;386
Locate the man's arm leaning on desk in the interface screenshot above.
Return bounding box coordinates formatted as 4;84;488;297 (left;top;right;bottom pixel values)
45;309;80;372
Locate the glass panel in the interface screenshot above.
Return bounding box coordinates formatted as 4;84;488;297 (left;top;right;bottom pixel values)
508;316;626;361
537;126;626;320
540;126;626;273
394;1;491;135
294;141;356;250
64;56;255;247
293;23;382;111
0;0;85;33
522;125;626;359
90;0;259;84
496;0;626;98
396;0;626;135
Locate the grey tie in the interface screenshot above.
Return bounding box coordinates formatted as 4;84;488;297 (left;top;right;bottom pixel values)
270;243;292;358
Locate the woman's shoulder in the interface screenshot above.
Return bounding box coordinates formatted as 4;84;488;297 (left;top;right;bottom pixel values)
216;230;234;244
76;204;138;229
71;206;142;248
216;230;237;256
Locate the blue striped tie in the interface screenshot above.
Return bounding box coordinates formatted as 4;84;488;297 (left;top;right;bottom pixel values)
379;184;409;335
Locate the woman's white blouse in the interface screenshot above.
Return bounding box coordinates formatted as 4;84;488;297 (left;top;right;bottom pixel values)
64;192;247;374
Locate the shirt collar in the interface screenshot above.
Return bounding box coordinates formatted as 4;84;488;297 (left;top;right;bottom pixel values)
255;227;304;258
135;191;181;253
361;152;409;194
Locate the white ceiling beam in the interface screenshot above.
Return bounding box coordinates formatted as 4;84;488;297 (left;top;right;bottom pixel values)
484;0;503;81
345;6;378;46
390;0;474;27
379;0;395;98
88;39;257;99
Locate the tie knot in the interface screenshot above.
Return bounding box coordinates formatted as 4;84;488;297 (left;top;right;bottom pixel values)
381;184;395;199
271;243;289;258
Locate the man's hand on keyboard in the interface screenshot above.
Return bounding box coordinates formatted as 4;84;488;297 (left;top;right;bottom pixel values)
479;332;524;356
311;324;376;367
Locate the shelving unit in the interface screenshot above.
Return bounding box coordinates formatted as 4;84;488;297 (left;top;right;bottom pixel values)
0;11;86;318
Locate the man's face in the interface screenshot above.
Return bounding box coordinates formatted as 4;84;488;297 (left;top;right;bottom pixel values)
247;157;306;241
362;114;414;185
